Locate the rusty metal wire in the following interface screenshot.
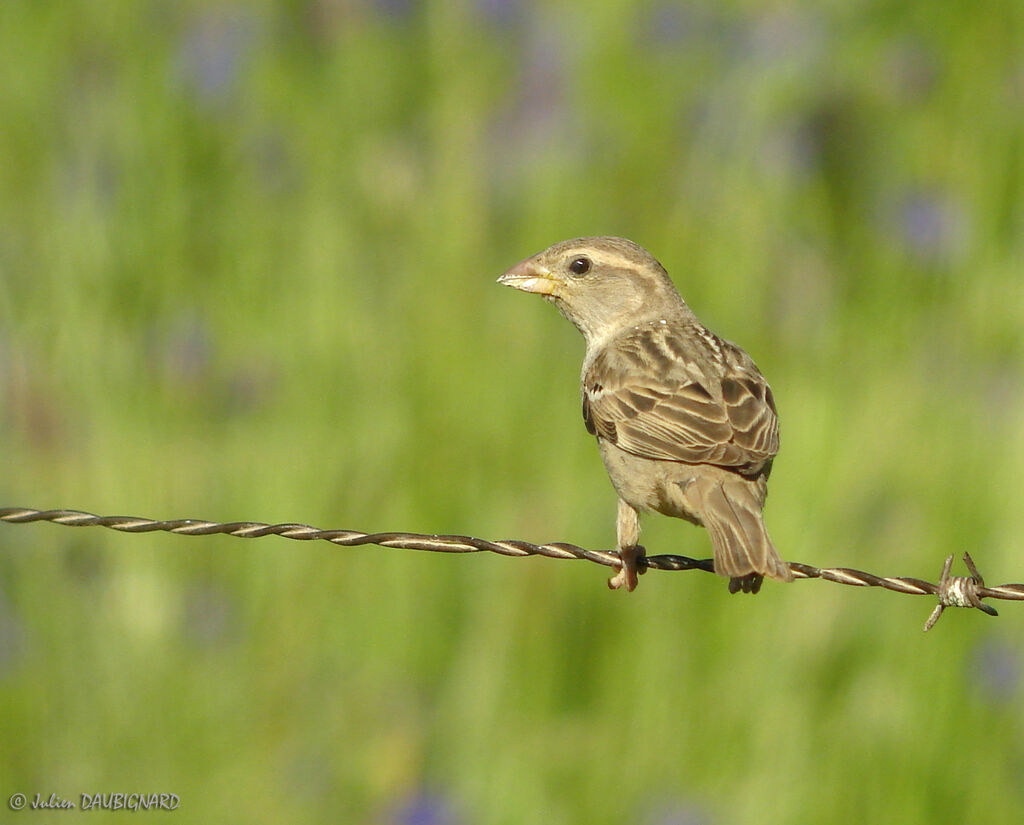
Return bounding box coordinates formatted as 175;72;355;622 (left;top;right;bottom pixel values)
3;506;1022;630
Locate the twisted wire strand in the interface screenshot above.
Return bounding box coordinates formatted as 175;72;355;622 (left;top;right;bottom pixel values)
3;507;1022;629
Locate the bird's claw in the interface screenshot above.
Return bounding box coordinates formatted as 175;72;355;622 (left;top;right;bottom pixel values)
608;545;646;591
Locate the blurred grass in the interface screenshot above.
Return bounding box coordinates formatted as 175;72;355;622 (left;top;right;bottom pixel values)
1;1;1023;823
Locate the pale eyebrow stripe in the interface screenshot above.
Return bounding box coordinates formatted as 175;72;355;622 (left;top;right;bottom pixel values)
588;250;637;269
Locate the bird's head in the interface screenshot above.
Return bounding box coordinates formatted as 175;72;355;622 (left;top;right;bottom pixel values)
497;237;686;345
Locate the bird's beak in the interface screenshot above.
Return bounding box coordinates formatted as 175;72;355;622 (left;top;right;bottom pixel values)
497;257;560;297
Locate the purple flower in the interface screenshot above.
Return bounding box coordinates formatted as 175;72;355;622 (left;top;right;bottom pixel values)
968;639;1020;705
637;4;727;51
373;0;417;21
895;190;969;264
475;0;528;29
176;7;258;106
643;797;715;825
392;790;459;825
488;19;574;186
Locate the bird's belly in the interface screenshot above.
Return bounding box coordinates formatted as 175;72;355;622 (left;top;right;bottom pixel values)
596;439;703;525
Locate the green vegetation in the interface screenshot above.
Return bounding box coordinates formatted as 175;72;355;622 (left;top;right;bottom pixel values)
1;2;1022;822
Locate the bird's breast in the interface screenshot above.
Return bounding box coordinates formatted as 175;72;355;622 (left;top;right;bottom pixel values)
596;438;702;523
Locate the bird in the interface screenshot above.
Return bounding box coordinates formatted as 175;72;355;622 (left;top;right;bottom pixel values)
497;237;793;594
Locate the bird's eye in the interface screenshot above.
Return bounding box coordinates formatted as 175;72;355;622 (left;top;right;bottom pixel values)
569;256;591;276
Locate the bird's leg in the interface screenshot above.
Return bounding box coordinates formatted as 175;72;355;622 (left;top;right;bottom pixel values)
608;498;644;591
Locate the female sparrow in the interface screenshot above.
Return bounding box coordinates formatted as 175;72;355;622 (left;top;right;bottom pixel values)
498;237;793;594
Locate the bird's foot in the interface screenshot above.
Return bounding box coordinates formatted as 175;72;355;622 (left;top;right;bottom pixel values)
608;545;646;592
727;573;764;594
607;566;637;591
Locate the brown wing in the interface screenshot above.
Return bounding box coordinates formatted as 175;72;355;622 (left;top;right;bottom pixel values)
582;321;778;473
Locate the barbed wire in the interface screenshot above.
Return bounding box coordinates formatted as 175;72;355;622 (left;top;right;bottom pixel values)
2;506;1022;630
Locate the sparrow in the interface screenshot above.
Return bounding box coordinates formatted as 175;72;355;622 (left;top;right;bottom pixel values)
498;237;793;594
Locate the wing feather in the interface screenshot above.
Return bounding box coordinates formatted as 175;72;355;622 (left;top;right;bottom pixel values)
582;322;779;473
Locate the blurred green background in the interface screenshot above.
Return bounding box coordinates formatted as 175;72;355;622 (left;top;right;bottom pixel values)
1;1;1022;823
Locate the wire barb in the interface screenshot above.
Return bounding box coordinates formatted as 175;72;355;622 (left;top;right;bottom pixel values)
923;553;1000;631
2;507;1023;628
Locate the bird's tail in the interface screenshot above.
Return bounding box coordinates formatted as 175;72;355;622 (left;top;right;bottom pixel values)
695;476;794;594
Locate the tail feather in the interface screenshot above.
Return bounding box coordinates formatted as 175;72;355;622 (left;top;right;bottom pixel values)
695;476;793;590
